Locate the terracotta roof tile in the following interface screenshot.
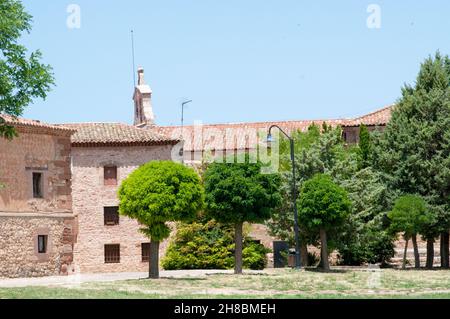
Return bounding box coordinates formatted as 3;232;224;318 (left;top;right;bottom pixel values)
59;122;180;146
344;104;394;126
156;105;394;152
0;114;76;133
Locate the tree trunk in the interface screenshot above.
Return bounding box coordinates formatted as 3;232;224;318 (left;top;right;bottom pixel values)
301;243;309;267
441;232;450;269
402;238;409;270
319;228;329;271
234;222;243;275
149;240;160;279
411;234;420;269
426;238;434;269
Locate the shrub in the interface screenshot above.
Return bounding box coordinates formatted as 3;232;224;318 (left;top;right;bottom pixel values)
243;241;270;270
162;220;270;270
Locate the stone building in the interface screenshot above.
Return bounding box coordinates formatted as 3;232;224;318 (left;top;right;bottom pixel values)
57;67;179;273
0;116;77;278
65;122;179;273
0;67;393;277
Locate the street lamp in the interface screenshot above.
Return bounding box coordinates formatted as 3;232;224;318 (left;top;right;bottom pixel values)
180;100;193;160
267;125;302;269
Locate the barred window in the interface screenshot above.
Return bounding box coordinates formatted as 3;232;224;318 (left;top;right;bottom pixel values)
141;243;150;262
104;207;119;226
38;235;48;254
104;244;120;263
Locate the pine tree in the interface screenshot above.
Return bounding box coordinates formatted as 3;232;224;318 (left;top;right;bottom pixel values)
374;52;450;268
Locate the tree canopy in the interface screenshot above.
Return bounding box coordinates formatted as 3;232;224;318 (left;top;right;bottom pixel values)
373;52;450;267
298;173;351;270
388;195;433;238
0;0;54;139
118;161;204;278
204;160;282;225
204;158;281;274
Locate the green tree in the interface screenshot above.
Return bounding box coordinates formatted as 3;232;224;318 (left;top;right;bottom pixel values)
118;161;204;279
204;158;282;274
388;195;434;269
358;124;372;169
0;0;54;139
374;52;450;268
337;167;397;266
266;124;351;264
298;174;352;271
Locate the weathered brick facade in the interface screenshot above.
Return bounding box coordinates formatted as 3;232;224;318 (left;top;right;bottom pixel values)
71;145;175;273
0;121;76;278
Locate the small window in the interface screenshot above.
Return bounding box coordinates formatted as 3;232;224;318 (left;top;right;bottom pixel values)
33;172;43;198
104;207;119;226
141;243;150;262
38;235;48;254
104;244;120;263
104;166;117;186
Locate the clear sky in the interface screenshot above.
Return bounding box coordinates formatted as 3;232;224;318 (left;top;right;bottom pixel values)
21;0;450;126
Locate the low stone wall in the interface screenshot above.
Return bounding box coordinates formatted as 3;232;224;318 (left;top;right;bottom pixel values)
0;213;75;278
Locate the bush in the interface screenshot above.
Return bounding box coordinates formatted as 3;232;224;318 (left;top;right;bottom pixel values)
243;241;270;270
162;220;270;270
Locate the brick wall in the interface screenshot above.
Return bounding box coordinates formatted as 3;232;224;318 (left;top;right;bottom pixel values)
71;144;174;273
0;127;72;212
0;126;75;278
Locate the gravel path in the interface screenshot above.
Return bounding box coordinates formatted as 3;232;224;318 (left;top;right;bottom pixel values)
0;269;255;288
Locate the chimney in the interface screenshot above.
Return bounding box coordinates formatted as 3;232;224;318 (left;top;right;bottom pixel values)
133;67;155;126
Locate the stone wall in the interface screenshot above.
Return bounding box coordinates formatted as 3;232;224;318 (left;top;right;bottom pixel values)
0;125;75;278
71;144;174;273
0;127;72;213
0;213;76;278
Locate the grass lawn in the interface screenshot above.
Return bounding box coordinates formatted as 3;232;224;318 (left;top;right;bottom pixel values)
1;268;450;299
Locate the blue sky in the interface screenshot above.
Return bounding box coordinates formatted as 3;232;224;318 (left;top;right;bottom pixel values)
21;1;450;126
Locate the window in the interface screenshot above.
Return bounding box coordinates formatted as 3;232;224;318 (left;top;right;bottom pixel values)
33;172;43;198
104;207;119;226
141;243;150;262
38;235;48;254
104;166;117;186
104;244;120;263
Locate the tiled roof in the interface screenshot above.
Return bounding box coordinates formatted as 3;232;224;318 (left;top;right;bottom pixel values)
156;119;350;152
344;104;394;126
60;122;180;146
156;105;394;152
0;114;76;133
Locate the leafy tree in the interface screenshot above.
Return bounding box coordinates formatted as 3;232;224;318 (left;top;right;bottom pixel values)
358;124;372;169
266;124;350;264
388;195;434;269
204;158;282;274
298;174;352;271
118;161;204;279
0;0;54;139
267;124;396;266
374;52;450;268
337;167;397;265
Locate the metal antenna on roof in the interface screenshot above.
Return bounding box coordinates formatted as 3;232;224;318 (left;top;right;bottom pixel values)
131;30;136;88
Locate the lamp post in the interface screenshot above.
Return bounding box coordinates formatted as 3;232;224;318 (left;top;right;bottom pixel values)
267;125;301;269
180;100;192;162
181;100;193;137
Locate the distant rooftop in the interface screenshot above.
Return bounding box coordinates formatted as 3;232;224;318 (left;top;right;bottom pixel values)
60;122;180;147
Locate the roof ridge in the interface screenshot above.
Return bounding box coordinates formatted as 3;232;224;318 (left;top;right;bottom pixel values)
355;104;395;120
158;118;352;129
